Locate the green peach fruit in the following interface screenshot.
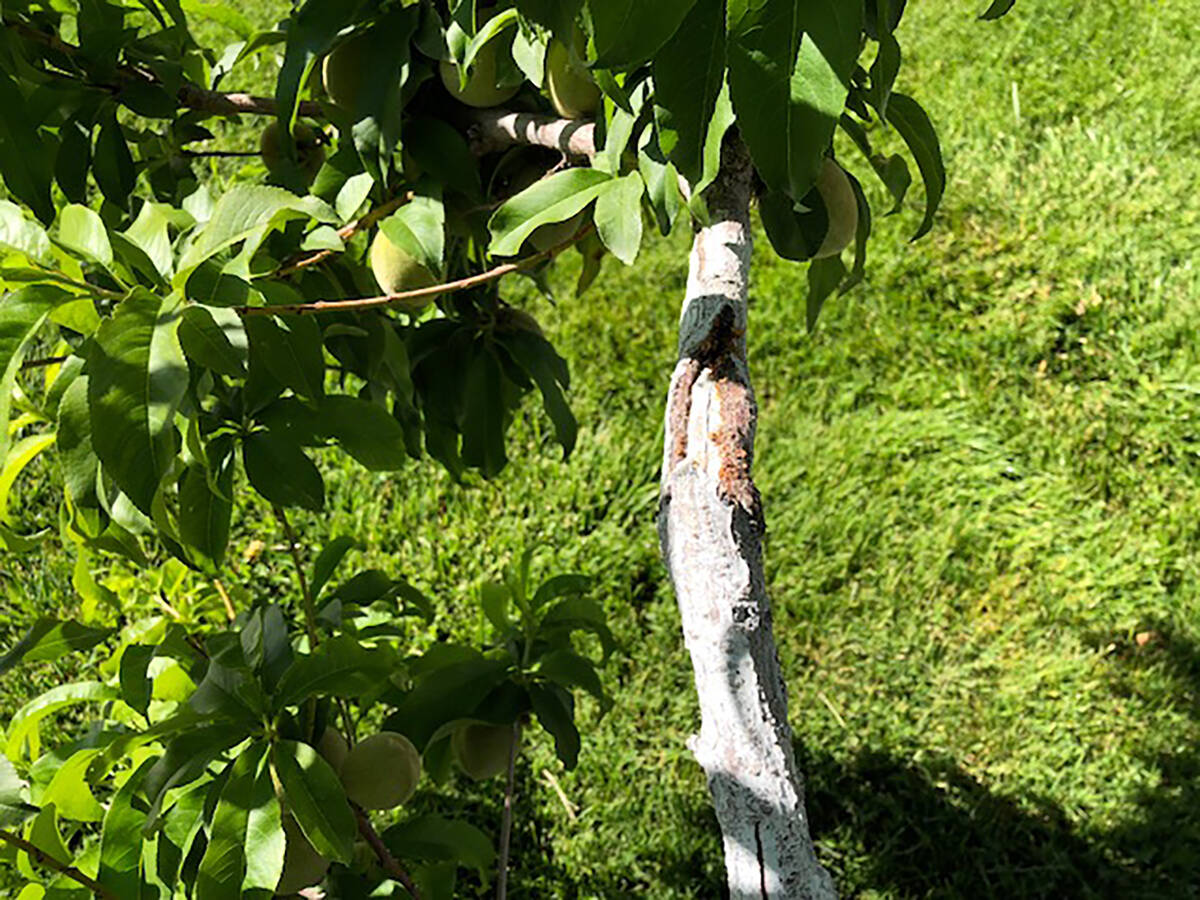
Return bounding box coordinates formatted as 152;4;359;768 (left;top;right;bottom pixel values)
276;815;330;895
813;158;858;259
452;722;515;781
260;121;325;184
439;35;520;108
340;731;421;810
369;231;438;308
545;39;599;119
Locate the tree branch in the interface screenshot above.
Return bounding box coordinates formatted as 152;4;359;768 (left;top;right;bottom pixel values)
271;506;317;649
495;722;521;900
0;828;116;898
354;807;422;899
240;224;593;317
657;136;835;899
462;110;596;160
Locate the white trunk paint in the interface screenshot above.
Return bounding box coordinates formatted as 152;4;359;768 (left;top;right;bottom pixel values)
658;141;835;900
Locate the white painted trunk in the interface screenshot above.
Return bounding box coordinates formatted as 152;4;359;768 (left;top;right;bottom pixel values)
657;139;835;900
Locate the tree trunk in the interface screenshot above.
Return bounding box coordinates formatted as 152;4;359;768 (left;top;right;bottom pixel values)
657;137;835;900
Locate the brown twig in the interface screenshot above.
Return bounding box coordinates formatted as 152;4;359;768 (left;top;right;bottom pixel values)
271;506;317;649
20;355;71;370
0;828;116;898
240;224;593;317
495;722;522;900
274;192;415;278
181;149;260;158
213;578;236;622
354;807;422;900
5;17;322;119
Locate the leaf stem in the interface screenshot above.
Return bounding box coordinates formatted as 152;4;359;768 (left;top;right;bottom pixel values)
354;806;422;899
0;828;116;898
238;225;593;318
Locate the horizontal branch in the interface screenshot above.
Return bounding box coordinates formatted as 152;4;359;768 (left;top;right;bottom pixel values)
5;17;321;119
241;225;592;317
0;828;116;898
463;109;597;160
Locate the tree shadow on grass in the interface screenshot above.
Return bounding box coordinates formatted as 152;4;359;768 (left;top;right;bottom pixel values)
797;623;1200;899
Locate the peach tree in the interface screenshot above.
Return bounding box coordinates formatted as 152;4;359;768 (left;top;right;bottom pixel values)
0;0;1014;896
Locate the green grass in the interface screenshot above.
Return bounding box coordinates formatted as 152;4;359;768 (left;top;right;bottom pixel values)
5;0;1200;896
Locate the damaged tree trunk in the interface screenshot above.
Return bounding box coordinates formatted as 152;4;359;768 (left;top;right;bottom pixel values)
657;137;835;900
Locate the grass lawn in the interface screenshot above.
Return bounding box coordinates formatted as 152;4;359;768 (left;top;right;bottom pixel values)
3;0;1200;896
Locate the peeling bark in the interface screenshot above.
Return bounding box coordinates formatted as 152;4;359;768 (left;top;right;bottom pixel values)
657;138;835;900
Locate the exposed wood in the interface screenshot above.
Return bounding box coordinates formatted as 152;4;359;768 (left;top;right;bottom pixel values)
657;136;835;900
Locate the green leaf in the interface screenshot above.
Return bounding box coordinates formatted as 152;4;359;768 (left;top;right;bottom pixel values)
460;347;507;478
5;682;120;760
652;0;727;183
97;758;154;896
536;649;607;704
176;185;336;283
271;740;355;864
123;202;178;280
0;755;37;829
0;201;53;263
540;596;618;658
93;109;137;211
497;329;576;459
378;189;446;276
529;682;579;768
179;306;247;377
56;376;99;508
489;168;613;256
480;582;511;633
310;536;357;601
885;93;945;240
387;658;511;750
242;761;285;892
242;430;324;511
318;396;409;471
0;619;112;678
591;0;697;68
56;205;114;269
23;804;71;870
979;0;1016;20
593;173;644;266
0;433;55;525
275;636;397;708
87;289;188;515
243;315;324;400
275;0;369;135
0;72;54;223
143;724;244;824
383;814;495;874
514;0;582;43
0;285;70;468
179;458;233;567
806;254;847;331
404;117;483;202
118;643;155;716
39;747;105;822
532;573;590;610
56;117;93;206
727;0;863;198
196;743;267;899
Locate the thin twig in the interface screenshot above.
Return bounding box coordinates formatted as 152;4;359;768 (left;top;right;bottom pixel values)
181;149;261;158
496;722;521;900
354;807;422;899
213;578;236;622
240;224;593;317
271;506;318;649
0;828;116;898
274;192;415;278
5;17;322;119
20;355;71;371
